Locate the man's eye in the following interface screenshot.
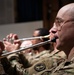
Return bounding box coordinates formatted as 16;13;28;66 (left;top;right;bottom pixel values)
55;20;59;24
58;20;61;23
55;19;63;23
56;20;61;23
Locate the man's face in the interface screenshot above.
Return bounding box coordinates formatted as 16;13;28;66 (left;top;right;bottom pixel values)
50;7;74;51
32;30;42;45
32;30;42;50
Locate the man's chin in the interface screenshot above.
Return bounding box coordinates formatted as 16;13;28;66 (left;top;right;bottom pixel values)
55;39;63;51
56;45;61;51
56;41;66;51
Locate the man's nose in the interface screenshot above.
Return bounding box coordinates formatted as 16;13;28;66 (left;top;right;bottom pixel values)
49;23;58;33
49;27;57;34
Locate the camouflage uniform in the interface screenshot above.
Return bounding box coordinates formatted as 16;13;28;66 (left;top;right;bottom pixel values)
0;57;17;75
25;50;51;65
7;49;67;75
50;56;74;75
37;55;74;75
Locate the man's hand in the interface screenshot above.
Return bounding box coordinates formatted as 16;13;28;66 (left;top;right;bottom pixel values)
3;33;21;52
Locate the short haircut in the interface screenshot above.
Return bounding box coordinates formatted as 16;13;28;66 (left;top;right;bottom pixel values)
35;28;50;50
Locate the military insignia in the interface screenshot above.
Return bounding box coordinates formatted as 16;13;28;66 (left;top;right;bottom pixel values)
34;63;46;72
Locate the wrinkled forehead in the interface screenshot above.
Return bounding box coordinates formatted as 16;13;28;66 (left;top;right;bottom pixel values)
56;8;70;20
56;4;74;20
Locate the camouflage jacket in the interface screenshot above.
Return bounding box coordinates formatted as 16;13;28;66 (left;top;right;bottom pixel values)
38;55;74;75
50;56;74;75
7;50;67;75
0;57;16;75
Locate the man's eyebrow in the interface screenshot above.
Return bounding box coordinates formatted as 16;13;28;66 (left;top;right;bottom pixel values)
55;17;62;20
55;17;59;20
55;17;64;21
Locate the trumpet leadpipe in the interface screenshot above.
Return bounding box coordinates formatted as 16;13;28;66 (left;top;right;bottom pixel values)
1;37;57;57
4;35;50;44
19;35;50;41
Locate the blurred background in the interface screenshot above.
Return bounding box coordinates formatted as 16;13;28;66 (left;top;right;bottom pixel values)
0;0;73;40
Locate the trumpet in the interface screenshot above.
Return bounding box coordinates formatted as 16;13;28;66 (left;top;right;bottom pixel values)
18;35;50;41
1;37;57;58
5;35;50;44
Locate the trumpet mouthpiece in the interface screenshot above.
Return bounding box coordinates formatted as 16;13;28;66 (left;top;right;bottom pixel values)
51;36;58;42
42;35;50;38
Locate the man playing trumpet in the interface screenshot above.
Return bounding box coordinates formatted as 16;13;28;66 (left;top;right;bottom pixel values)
0;27;66;75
